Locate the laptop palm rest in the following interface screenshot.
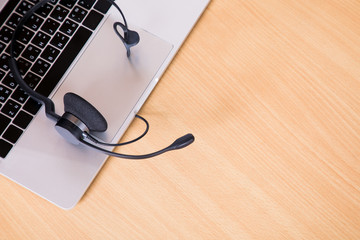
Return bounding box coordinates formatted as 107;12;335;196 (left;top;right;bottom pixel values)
0;17;173;209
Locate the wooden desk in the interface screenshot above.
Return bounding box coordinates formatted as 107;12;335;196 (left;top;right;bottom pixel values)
1;0;359;239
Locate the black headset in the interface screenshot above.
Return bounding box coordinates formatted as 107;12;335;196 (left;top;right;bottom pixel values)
8;0;194;159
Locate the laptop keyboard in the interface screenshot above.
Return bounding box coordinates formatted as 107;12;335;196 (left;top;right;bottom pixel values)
0;0;112;158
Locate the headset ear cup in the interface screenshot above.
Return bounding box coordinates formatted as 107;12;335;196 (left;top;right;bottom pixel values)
55;115;84;145
63;92;108;132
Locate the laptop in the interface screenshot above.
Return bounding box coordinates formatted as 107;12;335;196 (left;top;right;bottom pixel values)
0;0;210;209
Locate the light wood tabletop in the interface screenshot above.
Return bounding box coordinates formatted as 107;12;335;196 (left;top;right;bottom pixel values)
1;0;359;239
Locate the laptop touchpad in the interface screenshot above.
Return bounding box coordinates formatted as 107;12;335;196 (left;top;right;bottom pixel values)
51;16;173;142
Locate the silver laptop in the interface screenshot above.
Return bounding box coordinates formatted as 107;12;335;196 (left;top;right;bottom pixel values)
0;0;210;209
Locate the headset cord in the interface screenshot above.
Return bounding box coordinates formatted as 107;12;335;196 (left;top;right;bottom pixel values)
84;115;149;147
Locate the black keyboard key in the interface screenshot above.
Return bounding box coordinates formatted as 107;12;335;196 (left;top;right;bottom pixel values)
60;0;77;9
13;110;33;129
35;3;54;18
1;99;21;117
11;87;29;103
6;13;22;29
23;44;42;62
41;18;60;35
79;0;96;10
2;73;17;89
94;0;112;14
23;98;41;115
69;6;88;23
51;5;69;22
60;19;79;36
17;57;32;75
28;0;43;4
32;31;51;48
36;26;92;97
0;26;13;43
3;125;23;144
5;41;25;57
18;27;35;44
0;139;12;158
83;10;104;30
0;113;11;134
0;42;6;53
41;45;60;62
31;59;51;76
25;14;44;31
49;0;60;5
16;1;35;16
0;0;18;28
0;70;5;80
50;32;69;49
24;72;41;89
0;54;10;71
0;85;11;103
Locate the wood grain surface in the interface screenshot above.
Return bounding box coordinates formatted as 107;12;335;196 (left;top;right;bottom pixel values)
1;0;359;239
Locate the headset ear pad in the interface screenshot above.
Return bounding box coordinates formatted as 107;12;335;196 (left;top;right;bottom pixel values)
63;92;108;132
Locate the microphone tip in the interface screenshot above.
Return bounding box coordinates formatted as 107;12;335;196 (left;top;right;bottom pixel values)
170;133;195;150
